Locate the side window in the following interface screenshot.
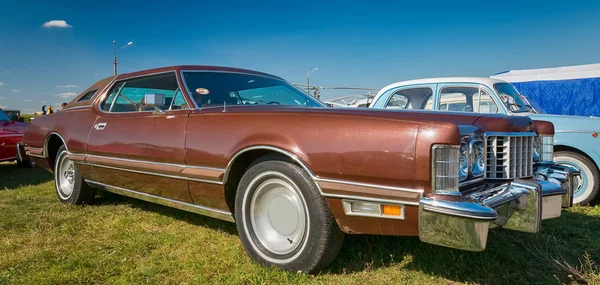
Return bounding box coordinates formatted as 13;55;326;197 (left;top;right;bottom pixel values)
386;94;409;109
473;89;498;113
102;73;179;113
170;89;189;110
439;86;498;113
77;90;97;102
385;87;433;110
100;82;124;111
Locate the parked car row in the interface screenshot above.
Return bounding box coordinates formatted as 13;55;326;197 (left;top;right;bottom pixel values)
371;77;599;205
16;66;581;273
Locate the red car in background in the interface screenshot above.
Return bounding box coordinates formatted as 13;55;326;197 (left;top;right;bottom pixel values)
0;108;31;167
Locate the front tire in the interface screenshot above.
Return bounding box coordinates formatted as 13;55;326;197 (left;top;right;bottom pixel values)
235;157;344;273
554;151;600;205
54;145;96;205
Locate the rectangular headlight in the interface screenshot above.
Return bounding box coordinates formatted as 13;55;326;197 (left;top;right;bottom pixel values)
541;135;554;162
432;144;460;192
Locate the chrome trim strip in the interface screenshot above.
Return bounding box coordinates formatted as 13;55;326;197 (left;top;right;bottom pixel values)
84;162;223;185
84;154;225;172
224;145;314;184
484;132;537;137
315;177;424;194
44;131;68;155
25;146;46;158
0;134;24;138
223;145;423;198
27;153;46;159
85;180;234;222
555;130;600;133
64;105;91;111
459;177;485;187
322;193;419;206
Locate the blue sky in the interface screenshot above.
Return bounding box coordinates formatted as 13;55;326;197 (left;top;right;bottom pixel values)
1;0;599;113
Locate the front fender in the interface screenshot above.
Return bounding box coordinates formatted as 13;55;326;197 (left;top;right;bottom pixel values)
554;132;600;170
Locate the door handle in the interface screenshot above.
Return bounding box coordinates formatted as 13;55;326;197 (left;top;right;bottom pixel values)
94;122;107;130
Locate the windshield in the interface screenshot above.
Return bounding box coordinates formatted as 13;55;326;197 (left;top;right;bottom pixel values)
182;72;324;108
493;83;534;113
0;109;11;122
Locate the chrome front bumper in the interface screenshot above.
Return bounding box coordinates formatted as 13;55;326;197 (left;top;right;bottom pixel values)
534;162;579;208
418;179;566;251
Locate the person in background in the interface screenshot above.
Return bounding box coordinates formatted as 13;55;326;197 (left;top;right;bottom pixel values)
60;102;67;109
41;105;47;115
46;105;54;114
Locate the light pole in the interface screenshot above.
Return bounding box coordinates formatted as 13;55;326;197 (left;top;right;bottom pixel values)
113;41;133;76
306;67;318;95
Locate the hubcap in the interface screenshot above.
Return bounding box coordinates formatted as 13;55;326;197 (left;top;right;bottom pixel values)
56;152;75;199
556;157;594;204
250;176;307;256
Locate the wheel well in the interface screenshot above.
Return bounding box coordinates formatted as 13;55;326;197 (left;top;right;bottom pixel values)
46;134;65;171
555;145;600;171
223;149;300;214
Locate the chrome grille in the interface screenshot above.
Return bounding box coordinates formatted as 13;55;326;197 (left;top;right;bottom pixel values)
485;134;535;179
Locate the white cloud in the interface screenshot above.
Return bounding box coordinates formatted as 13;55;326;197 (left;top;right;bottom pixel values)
0;105;6;109
0;96;6;99
56;92;77;98
0;82;4;86
41;101;47;103
22;99;33;102
5;71;11;73
11;89;20;92
56;84;78;88
42;20;72;28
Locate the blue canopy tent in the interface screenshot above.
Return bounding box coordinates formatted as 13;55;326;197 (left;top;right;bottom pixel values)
491;63;600;117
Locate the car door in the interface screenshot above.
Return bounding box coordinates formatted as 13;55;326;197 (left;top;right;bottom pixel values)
85;71;194;203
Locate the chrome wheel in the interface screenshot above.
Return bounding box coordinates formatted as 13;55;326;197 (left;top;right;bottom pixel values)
56;151;75;199
245;171;309;261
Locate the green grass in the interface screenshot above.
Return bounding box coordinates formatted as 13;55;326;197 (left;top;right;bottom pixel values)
1;162;600;284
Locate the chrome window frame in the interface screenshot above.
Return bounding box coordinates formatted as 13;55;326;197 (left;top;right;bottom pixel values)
437;84;501;114
383;86;434;110
95;70;194;114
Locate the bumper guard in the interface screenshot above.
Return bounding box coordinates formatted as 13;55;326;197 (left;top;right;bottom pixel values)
418;178;565;251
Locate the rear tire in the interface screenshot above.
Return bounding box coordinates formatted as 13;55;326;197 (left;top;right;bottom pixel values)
235;156;344;273
554;151;600;205
54;145;96;205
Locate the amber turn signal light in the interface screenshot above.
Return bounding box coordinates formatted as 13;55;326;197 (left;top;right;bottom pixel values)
383;204;402;216
593;132;598;138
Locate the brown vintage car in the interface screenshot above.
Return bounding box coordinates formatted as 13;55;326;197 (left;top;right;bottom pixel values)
19;66;574;273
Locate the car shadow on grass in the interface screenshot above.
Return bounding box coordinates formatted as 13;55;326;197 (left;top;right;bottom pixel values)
92;191;238;235
324;210;600;284
0;163;53;190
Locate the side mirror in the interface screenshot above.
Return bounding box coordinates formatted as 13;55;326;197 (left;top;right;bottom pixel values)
142;93;166;114
143;93;165;107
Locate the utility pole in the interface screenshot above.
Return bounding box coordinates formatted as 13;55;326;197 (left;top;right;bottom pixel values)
307;67;318;95
113;41;117;76
113;41;133;76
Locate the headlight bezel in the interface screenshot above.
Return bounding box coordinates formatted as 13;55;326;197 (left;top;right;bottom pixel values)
470;139;486;178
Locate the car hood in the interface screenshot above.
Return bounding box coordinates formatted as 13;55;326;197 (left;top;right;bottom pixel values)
0;121;28;134
528;113;600;132
204;105;534;134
